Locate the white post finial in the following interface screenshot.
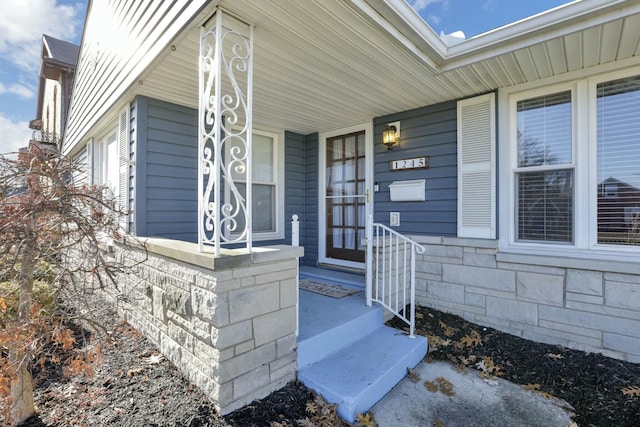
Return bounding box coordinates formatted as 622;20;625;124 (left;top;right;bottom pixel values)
291;214;299;247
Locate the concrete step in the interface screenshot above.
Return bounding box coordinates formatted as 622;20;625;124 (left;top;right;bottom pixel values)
298;325;428;423
298;299;383;369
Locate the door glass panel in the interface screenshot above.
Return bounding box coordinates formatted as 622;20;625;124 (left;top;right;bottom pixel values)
326;131;366;263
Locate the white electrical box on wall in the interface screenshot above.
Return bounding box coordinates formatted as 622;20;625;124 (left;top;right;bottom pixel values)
389;179;426;202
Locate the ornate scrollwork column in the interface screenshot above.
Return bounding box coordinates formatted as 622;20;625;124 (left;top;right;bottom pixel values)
199;10;253;255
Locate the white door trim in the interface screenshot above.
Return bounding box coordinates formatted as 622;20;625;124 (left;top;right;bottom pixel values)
318;121;374;269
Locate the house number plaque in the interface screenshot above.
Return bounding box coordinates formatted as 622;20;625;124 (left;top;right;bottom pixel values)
390;156;428;171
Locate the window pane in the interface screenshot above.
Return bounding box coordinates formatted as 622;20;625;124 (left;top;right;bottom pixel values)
229;133;274;182
517;170;574;242
253;133;274;182
517;91;572;166
597;75;640;245
253;184;275;232
234;183;275;233
105;133;118;196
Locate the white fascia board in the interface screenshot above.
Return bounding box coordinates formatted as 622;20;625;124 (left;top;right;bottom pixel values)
362;0;638;73
350;0;446;69
441;0;639;71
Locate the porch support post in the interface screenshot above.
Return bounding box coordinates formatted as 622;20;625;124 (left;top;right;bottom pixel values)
198;9;254;255
366;214;373;306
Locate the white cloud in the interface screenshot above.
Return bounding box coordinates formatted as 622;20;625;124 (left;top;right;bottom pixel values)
410;0;446;12
482;0;498;12
0;0;83;72
0;82;35;99
0;114;31;155
427;14;442;26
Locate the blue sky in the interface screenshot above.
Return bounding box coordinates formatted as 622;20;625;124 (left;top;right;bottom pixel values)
0;0;85;155
410;0;574;39
0;0;572;155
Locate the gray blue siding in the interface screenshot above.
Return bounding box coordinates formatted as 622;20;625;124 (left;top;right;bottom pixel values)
374;101;458;236
133;96;198;242
130;96;318;261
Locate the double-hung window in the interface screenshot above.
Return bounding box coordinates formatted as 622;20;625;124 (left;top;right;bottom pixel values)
228;130;283;240
505;68;640;257
515;91;574;243
596;74;640;246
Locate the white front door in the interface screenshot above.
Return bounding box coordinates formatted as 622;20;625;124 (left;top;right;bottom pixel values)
319;122;373;269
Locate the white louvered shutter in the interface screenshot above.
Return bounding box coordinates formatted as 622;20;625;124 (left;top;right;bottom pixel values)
86;138;95;184
117;106;130;229
457;93;496;239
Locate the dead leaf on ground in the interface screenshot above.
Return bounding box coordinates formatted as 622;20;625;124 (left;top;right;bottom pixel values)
621;386;640;397
146;354;164;365
305;401;318;414
296;418;315;427
127;367;145;377
537;391;555;400
522;383;541;392
438;320;458;337
436;377;455;396
424;380;438;393
457;355;477;366
459;330;482;348
452;364;467;374
356;411;377;427
475;356;502;378
428;335;452;350
407;367;421;383
546;353;564;360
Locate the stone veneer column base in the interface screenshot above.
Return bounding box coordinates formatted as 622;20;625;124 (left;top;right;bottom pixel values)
109;238;303;414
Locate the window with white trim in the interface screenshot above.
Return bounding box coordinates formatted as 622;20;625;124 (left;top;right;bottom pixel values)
506;69;640;254
515;91;574;243
229;130;283;240
596;75;640;246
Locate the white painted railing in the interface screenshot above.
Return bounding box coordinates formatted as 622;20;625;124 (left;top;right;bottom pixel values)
366;215;426;338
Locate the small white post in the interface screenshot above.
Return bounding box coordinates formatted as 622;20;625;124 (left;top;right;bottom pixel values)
291;214;299;247
366;214;373;307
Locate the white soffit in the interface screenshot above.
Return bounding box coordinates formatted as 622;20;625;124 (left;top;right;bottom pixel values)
134;0;640;137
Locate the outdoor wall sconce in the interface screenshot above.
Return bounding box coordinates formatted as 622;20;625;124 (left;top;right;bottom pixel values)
383;121;400;150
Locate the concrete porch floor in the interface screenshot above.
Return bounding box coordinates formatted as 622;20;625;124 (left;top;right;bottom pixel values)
297;266;427;422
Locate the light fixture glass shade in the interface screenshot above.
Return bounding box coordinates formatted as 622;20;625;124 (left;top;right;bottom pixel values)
383;125;398;150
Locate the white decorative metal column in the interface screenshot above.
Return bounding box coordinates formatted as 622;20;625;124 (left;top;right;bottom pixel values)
198;10;254;255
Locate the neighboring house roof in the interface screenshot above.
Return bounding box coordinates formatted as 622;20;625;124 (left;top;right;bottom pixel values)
63;0;640;155
43;34;80;66
30;35;79;135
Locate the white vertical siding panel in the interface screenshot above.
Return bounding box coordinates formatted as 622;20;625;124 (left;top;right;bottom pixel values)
529;44;553;78
564;32;583;71
64;0;212;153
498;53;527;85
618;15;640;59
545;38;567;75
513;49;539;81
600;20;623;63
485;57;515;87
582;27;602;67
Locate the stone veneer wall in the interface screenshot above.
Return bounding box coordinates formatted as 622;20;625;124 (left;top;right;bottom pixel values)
108;238;303;414
409;236;640;363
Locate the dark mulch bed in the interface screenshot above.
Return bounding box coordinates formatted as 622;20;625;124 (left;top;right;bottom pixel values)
15;303;640;426
389;306;640;427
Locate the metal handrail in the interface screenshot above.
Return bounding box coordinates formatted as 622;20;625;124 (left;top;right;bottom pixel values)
366;215;426;337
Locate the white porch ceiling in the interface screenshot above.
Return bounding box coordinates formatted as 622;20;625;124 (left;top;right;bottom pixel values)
134;0;640;136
